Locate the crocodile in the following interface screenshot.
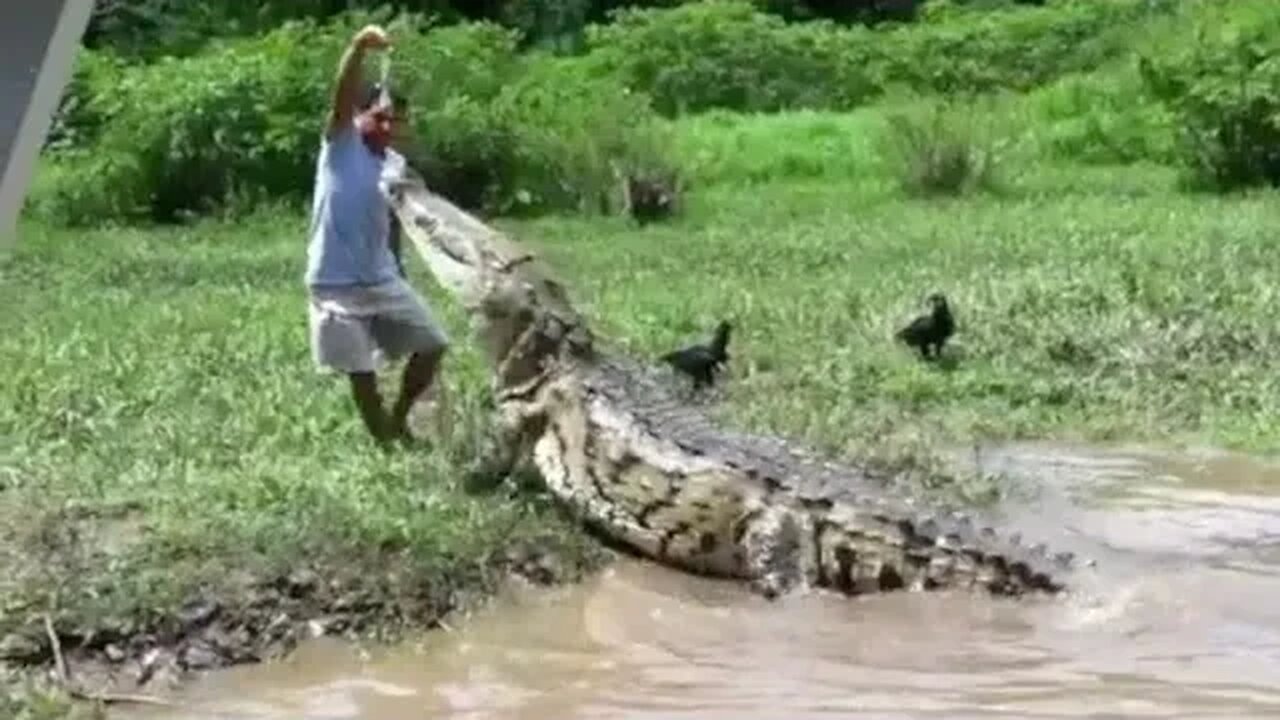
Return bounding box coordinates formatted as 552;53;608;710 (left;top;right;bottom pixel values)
381;163;1080;601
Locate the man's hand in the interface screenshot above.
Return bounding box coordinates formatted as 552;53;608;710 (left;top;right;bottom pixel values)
327;25;391;137
353;24;391;52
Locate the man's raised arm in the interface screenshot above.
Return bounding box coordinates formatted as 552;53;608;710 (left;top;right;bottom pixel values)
326;24;390;139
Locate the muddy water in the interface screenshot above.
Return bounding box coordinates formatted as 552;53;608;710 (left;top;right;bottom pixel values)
120;444;1280;719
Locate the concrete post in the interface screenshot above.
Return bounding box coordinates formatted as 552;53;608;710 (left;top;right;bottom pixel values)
0;1;96;248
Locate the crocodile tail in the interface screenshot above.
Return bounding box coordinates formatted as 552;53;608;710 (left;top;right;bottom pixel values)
796;503;1074;598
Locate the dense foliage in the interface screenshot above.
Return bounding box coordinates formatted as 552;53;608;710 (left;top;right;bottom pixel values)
31;0;1199;227
1137;0;1280;190
80;0;1046;60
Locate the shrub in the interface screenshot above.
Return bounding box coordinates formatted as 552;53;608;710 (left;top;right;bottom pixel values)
489;55;679;215
381;21;527;211
27;12;674;224
750;0;926;25
879;0;1162;96
1138;0;1280;191
878;95;1007;197
490;0;595;51
28;15;525;225
43;49;129;154
80;0;472;60
579;0;1167;118
404;94;522;213
581;0;882;115
36;19;344;224
1023;64;1177;166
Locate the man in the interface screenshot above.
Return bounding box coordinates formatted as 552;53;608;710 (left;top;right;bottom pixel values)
304;24;449;446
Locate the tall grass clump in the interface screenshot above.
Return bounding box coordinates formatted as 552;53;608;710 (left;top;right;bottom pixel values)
1138;0;1280;192
878;95;1009;197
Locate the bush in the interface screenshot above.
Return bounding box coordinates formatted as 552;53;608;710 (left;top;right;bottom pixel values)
43;49;129;154
750;0;926;25
880;0;1162;96
32;19;343;224
82;0;1046;61
81;0;702;59
1139;0;1280;191
382;21;528;211
878;95;1007;197
580;0;1168;118
27;12;671;224
403;53;680;217
490;56;679;214
404;94;523;213
28;15;527;225
581;0;883;115
1023;64;1177;166
81;0;472;60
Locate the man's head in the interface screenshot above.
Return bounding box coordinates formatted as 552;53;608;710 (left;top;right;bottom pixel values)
355;82;410;154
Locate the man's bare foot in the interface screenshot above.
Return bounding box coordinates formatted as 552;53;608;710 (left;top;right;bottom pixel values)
370;429;399;454
389;417;423;449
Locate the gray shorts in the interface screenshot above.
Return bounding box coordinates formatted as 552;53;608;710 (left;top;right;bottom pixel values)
307;278;450;374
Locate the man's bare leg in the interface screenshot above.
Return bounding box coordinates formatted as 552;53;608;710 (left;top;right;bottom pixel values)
348;371;393;444
390;346;445;441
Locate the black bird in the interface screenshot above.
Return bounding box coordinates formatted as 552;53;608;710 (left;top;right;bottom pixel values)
895;292;954;360
661;320;733;389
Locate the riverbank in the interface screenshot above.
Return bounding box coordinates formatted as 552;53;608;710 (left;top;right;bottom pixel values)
0;211;613;714
7;123;1280;714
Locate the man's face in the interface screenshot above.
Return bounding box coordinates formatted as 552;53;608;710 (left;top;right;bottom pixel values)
356;100;408;153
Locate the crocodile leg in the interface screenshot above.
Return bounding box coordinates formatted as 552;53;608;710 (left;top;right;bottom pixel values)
738;507;814;599
463;401;538;494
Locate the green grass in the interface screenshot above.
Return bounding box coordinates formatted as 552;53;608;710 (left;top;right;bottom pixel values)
0;204;601;655
509;158;1280;459
6;90;1280;713
555;101;1280;465
664;108;894;189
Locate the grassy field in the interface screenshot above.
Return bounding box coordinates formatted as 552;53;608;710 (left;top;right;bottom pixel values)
7;87;1280;711
526;177;1280;458
527;106;1280;458
0;203;606;712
